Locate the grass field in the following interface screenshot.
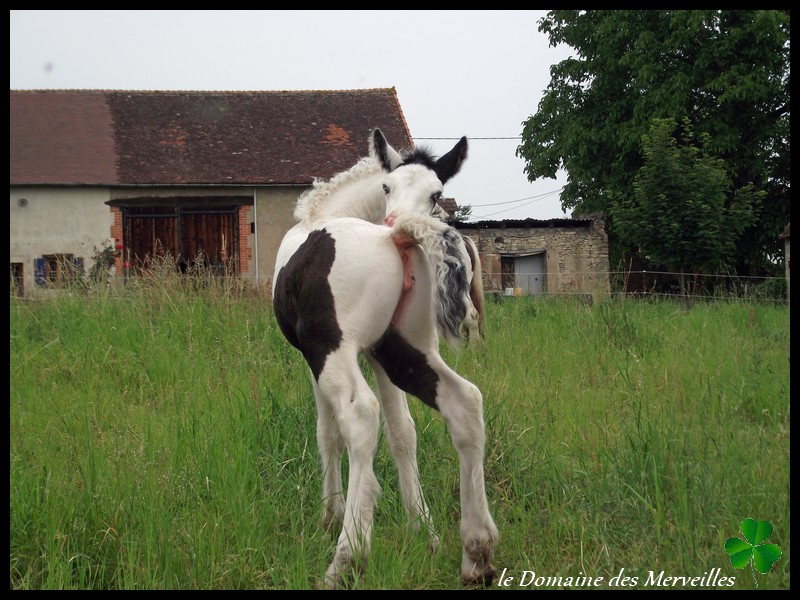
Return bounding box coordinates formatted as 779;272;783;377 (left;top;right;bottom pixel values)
9;277;790;589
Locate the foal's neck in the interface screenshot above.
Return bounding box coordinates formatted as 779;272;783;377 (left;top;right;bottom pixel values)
295;158;387;226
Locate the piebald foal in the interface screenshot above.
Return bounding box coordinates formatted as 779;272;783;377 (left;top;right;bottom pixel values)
272;130;498;588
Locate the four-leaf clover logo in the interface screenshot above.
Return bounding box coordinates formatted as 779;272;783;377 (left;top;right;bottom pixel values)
724;518;781;585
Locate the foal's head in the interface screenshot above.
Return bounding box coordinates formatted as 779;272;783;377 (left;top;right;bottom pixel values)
371;129;468;226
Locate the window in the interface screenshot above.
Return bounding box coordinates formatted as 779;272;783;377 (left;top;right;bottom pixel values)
10;263;23;296
34;254;84;287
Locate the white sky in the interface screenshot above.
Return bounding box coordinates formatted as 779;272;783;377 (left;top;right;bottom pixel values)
10;10;574;221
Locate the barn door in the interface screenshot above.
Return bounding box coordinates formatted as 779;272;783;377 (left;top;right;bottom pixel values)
124;206;180;268
514;253;545;296
123;205;238;274
180;209;238;273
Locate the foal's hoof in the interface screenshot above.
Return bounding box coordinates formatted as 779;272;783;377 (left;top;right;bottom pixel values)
321;503;345;533
461;563;497;588
316;569;349;590
321;513;341;534
318;555;367;590
461;543;498;588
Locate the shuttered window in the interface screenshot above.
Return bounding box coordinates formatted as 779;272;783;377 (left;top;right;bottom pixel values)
34;254;84;287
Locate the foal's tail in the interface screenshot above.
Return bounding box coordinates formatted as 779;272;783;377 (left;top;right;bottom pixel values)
391;214;474;347
462;234;485;341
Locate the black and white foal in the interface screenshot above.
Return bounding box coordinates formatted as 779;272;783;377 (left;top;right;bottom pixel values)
272;130;498;588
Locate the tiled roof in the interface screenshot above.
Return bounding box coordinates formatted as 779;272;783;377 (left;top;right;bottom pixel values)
437;197;458;215
10;89;413;186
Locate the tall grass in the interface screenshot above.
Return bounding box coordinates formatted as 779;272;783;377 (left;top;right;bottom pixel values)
10;280;790;589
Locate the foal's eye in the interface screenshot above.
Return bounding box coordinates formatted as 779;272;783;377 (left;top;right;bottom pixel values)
382;184;390;195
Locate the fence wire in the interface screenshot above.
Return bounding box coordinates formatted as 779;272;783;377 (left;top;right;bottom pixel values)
11;268;789;305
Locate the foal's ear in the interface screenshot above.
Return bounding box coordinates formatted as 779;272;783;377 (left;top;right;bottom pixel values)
370;128;404;172
433;136;468;184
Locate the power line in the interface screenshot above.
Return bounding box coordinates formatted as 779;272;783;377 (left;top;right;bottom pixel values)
415;135;564;219
415;136;522;140
470;186;565;208
471;189;564;220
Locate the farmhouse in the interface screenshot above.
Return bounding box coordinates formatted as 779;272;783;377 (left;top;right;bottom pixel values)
10;88;413;294
454;217;610;300
10;88;609;300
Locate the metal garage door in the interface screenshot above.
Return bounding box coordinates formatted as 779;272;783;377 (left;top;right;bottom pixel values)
515;253;545;296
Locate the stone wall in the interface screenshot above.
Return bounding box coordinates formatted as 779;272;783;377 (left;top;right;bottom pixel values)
456;219;610;299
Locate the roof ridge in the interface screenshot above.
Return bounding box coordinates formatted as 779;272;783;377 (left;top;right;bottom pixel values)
11;88;397;95
388;86;413;147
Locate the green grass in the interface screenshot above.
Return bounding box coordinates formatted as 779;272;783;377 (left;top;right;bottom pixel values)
10;281;790;589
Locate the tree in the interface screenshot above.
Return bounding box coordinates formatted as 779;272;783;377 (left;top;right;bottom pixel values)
612;118;761;304
518;10;790;276
445;204;473;223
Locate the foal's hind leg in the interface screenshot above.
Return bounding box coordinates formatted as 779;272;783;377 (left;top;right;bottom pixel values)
311;376;345;530
365;355;439;551
372;333;499;586
429;361;500;586
315;349;382;589
372;246;499;586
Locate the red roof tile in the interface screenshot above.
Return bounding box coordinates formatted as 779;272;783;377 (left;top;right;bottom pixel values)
437;197;458;215
10;91;117;184
10;89;413;186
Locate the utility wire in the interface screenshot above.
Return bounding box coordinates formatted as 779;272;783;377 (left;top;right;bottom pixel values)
415;135;564;218
415;136;522;140
471;188;564;220
470;186;565;208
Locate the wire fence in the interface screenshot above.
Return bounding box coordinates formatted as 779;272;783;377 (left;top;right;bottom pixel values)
11;266;789;305
480;268;788;305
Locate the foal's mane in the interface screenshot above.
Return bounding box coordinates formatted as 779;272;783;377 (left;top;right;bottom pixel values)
293;156;385;224
399;145;437;169
293;145;440;225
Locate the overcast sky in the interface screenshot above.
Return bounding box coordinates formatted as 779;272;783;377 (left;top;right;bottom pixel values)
10;10;575;221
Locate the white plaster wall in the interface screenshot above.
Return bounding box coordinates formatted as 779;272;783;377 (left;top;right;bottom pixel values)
10;186;113;293
255;186;307;291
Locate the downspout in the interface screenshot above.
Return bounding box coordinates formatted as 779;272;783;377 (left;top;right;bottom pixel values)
253;187;259;286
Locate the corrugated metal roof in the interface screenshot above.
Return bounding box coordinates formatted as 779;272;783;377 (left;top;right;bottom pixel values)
10;89;413;186
454;218;594;229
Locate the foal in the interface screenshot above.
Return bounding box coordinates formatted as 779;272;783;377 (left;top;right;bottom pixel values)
272;130;498;588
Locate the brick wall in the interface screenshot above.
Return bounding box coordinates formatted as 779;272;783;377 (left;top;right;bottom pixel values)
111;206;124;275
238;205;252;277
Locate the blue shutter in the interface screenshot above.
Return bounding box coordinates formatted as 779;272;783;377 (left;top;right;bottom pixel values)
72;257;84;280
34;258;47;286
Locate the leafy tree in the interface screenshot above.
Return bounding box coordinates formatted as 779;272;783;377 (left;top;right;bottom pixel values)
445;204;473;223
518;10;790;276
612;118;761;303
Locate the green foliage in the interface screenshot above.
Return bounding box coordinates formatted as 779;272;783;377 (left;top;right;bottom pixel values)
88;239;121;284
519;10;790;275
444;204;473;223
612;118;761;282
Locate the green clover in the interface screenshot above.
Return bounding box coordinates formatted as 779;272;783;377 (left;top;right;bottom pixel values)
724;518;781;584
